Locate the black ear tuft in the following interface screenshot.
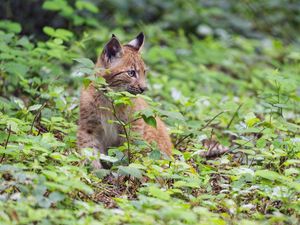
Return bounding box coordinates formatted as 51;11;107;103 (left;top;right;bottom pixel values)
126;32;145;52
136;32;144;44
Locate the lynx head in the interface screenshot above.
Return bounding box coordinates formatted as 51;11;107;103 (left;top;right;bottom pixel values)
97;33;147;95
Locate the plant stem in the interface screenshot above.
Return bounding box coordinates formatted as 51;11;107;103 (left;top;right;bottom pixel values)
30;102;47;134
110;100;131;164
175;111;224;148
0;125;12;163
227;104;243;129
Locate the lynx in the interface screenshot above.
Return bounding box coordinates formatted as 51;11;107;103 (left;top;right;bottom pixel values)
77;33;172;169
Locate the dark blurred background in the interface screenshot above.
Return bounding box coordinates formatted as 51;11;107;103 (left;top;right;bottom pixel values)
1;0;300;43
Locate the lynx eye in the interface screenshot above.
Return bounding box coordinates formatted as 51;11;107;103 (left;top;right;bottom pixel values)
128;70;137;78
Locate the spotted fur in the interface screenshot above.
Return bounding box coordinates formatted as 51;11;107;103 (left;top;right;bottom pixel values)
77;33;172;169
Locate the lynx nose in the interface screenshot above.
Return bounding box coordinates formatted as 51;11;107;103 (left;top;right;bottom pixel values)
139;86;148;93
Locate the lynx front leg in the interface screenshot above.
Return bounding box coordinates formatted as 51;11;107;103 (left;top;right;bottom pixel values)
77;127;105;170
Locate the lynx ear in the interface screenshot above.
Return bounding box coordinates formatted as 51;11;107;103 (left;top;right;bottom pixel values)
126;32;145;52
101;34;123;64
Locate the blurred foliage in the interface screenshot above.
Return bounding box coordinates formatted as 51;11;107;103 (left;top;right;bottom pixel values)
1;0;300;43
0;0;300;224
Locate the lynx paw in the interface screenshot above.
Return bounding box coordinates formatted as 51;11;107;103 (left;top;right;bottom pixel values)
92;160;103;170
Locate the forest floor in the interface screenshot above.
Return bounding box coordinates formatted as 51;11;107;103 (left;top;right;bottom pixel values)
0;11;300;225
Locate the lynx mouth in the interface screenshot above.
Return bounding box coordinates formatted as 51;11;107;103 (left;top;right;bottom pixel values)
127;88;143;95
127;86;146;95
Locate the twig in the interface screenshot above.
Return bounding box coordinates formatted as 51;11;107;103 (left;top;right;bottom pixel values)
208;142;218;152
0;125;12;163
30;103;47;134
201;112;224;131
225;128;266;158
4;126;11;149
124;117;140;127
110;100;131;164
248;157;255;168
175;111;224;148
226;104;243;129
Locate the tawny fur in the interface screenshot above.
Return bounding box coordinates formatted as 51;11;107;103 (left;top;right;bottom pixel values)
77;33;172;169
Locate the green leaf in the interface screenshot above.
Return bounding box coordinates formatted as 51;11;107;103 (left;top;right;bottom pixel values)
12;97;25;109
72;181;94;194
158;109;185;121
94;76;107;86
43;26;73;41
255;170;285;181
174;178;201;188
28;104;42;111
48;192;65;203
0;20;22;33
4;62;29;76
256;138;266;148
7;121;19;133
43;26;56;37
148;186;170;200
99;154;118;163
83;77;92;88
37;196;52;208
142;115;157;128
284;168;299;176
149;149;161;160
75;0;99;13
55;28;73;40
50;152;65;161
245;112;260;127
42;0;67;11
94;169;110;179
118;166;143;179
74;58;95;69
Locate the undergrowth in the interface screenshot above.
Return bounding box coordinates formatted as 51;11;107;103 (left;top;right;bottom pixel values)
0;1;300;224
